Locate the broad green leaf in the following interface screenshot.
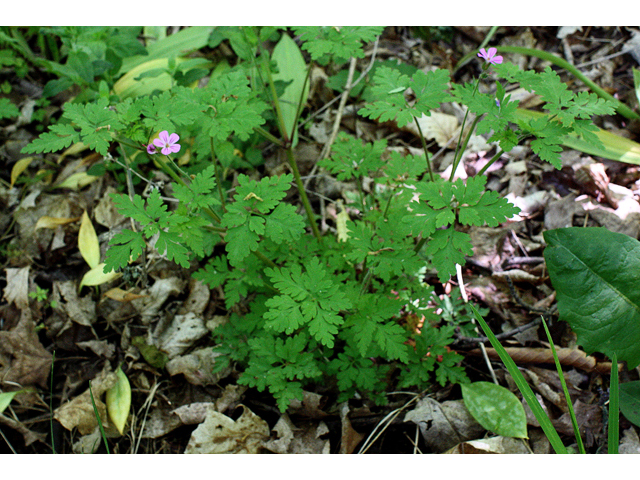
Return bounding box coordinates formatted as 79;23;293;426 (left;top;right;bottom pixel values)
619;381;640;428
543;227;640;368
106;366;131;435
118;26;214;75
78;211;100;269
271;33;308;147
461;381;528;439
514;108;640;165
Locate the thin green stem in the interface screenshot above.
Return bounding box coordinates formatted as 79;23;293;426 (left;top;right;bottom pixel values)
288;63;313;143
476;148;505;176
449;115;481;182
209;138;226;209
412;117;435;182
251;248;277;268
88;381;110;454
254;125;286;148
285;147;322;241
608;353;619;454
262;52;290;144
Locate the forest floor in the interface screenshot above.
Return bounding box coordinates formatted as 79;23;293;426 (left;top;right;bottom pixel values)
2;26;640;454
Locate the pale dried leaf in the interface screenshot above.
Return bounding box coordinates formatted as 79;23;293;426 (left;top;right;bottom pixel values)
444;436;532;454
165;348;230;385
54;363;117;435
404;397;484;453
184;405;270;454
35;215;80;229
3;266;30;309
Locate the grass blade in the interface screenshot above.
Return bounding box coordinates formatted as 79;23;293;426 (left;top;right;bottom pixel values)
541;317;586;453
469;304;568;454
88;380;110;454
608;352;619;454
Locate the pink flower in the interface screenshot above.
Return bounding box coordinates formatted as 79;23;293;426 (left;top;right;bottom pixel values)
478;47;503;65
147;143;157;154
153;131;181;155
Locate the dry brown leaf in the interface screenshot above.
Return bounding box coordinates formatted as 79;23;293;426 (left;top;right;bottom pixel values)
0;411;46;446
444;436;532;454
467;346;617;374
184;405;270;454
3;266;30;309
0;309;52;387
103;287;147;302
93;186;126;228
404;397;485;453
263;414;330;454
339;402;363;454
165;348;230;386
54;363;117;435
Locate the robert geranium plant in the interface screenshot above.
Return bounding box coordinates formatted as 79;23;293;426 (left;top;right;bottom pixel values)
21;27;625;450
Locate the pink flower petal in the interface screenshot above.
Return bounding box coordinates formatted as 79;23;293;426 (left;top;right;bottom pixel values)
168;133;180;144
487;47;497;58
492;55;503;64
158;131;170;143
153;138;165;148
478;48;488;59
170;144;181;153
147;144;157;154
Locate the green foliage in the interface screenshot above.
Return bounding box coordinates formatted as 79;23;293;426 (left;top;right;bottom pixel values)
461;381;528;438
544;227;640;368
320;132;387;180
358;66;452;128
104;167;220;273
264;257;352;348
293;26;384;65
0;97;19;119
17;27;621;415
403;176;520;281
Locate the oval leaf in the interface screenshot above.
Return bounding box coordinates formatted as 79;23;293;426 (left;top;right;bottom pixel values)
80;263;121;289
79;211;100;269
620;381;640;428
543;227;640;368
106;366;131;435
271;33;309;147
10;156;35;188
461;381;528;439
0;390;24;414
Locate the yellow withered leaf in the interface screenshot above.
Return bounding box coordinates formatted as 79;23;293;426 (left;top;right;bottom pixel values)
79;263;121;289
56;172;99;190
35;216;80;230
106;366;131;435
78;211;100;269
10;156;35;187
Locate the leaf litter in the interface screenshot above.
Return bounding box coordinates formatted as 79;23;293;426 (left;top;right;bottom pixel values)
2;26;640;454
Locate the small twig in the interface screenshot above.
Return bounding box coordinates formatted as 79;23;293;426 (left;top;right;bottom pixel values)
455;317;542;345
304;37;380;189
